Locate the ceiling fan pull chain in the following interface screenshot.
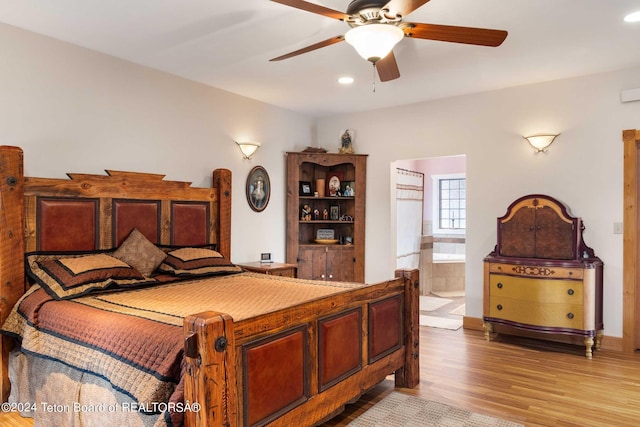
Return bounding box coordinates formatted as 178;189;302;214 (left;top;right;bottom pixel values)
372;63;376;93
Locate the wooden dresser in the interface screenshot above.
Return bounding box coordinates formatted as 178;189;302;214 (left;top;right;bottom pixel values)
483;194;604;358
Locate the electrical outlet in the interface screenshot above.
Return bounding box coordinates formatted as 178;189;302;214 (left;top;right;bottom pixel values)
614;222;623;234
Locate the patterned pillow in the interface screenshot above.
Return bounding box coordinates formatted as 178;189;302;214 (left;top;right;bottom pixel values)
113;229;167;277
157;247;242;277
26;252;155;300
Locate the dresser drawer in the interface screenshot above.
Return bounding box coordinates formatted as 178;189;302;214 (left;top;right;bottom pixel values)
488;296;584;329
489;274;583;304
489;262;584;280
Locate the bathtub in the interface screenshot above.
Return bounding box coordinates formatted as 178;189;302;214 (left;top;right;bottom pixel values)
430;253;465;292
432;253;465;263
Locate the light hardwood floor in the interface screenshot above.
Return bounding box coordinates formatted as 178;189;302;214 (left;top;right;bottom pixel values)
2;326;640;426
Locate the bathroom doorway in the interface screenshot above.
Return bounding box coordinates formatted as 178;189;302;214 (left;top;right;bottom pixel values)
395;155;466;327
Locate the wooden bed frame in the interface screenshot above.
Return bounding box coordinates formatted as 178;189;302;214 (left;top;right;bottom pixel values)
0;145;419;426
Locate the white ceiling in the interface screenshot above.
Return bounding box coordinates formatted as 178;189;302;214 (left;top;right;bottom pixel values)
2;0;640;118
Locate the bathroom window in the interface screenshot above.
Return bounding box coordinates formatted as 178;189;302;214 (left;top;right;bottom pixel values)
432;173;466;234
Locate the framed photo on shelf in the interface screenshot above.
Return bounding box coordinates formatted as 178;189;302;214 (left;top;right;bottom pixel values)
299;181;312;196
343;181;355;197
326;171;343;196
330;205;340;221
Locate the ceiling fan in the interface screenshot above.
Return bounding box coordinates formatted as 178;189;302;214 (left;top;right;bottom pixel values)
270;0;508;82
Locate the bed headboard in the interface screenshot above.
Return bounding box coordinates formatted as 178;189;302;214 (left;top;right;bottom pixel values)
0;145;232;399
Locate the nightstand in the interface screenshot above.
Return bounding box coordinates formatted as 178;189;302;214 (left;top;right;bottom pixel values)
238;262;298;278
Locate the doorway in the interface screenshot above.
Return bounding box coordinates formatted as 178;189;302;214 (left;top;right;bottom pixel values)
395;155;467;329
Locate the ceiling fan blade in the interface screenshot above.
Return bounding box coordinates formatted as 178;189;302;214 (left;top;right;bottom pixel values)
376;51;400;82
270;0;349;21
270;36;345;61
382;0;431;19
404;22;507;47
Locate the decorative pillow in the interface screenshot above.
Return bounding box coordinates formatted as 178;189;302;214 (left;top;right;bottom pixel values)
157;243;217;253
26;252;155;300
157;247;242;277
112;229;167;277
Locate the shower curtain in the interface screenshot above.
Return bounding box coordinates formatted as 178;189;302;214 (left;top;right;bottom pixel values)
396;168;424;270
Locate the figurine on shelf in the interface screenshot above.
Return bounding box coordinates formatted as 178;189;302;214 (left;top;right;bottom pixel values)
323;209;328;220
301;204;311;221
339;129;354;154
314;209;320;220
344;185;353;197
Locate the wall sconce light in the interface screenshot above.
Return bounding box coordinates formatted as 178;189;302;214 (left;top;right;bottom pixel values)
523;134;559;153
236;141;261;159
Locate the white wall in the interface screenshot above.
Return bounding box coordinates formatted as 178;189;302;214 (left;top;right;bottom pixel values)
0;22;314;265
317;66;640;338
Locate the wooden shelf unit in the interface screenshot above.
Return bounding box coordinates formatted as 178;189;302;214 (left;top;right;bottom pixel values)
286;152;367;282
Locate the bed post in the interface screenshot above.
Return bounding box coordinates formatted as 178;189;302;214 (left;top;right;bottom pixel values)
184;311;238;427
0;146;25;402
213;169;232;261
394;269;420;388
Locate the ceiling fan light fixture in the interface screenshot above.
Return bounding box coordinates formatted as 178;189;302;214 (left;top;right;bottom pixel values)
345;24;404;63
624;11;640;22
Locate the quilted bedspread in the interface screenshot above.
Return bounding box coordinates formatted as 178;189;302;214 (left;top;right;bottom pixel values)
1;272;362;426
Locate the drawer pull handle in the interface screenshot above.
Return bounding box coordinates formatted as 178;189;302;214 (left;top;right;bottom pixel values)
567;312;574;319
497;282;503;289
567;289;574;296
496;304;503;311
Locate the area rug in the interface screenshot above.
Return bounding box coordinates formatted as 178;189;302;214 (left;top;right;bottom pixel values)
431;290;465;298
419;315;462;330
419;296;452;312
449;304;466;316
347;392;524;427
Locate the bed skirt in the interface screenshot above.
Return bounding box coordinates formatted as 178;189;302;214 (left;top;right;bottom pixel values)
8;349;171;427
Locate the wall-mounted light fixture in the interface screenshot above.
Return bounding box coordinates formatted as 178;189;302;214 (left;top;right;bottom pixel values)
236;141;261;159
523;134;559;153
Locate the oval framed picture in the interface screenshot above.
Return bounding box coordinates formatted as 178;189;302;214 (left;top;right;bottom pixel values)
246;166;270;212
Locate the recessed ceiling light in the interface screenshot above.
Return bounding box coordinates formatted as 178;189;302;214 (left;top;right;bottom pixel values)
624;11;640;22
338;76;354;85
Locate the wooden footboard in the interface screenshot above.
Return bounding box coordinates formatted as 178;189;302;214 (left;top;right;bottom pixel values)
184;269;419;427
